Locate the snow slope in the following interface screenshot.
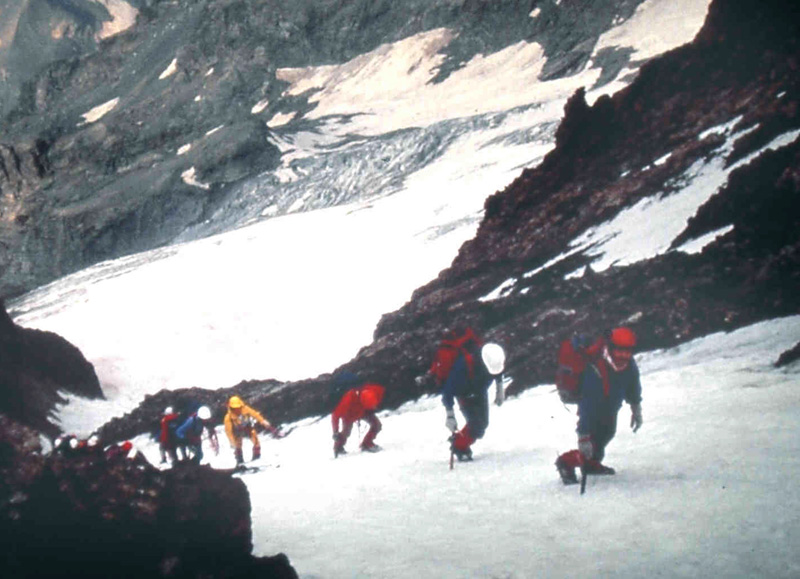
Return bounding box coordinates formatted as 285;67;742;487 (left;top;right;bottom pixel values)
7;0;714;433
130;316;800;578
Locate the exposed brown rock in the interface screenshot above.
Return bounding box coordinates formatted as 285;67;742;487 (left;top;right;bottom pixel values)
0;415;298;578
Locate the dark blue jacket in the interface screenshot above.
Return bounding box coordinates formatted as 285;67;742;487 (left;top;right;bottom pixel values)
176;415;204;443
441;353;493;409
577;357;642;435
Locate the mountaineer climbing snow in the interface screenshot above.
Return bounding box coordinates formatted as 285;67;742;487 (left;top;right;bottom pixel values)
555;327;644;487
224;395;276;466
434;328;506;463
331;372;386;457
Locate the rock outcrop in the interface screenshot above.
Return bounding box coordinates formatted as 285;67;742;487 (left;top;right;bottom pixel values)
359;0;799;401
0;299;102;437
0;414;298;578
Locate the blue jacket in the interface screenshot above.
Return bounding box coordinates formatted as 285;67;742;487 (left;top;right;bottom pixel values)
577;357;642;435
441;353;493;409
176;415;204;443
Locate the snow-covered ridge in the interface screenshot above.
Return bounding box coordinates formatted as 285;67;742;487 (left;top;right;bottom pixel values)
275;0;710;137
480;123;800;301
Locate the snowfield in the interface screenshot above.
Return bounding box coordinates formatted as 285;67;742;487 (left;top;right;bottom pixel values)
128;317;800;579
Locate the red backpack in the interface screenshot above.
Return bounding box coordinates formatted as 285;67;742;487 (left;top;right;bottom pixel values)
430;328;483;386
555;334;608;404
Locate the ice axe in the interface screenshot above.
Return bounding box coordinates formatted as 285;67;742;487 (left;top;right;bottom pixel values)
578;453;588;495
269;425;294;439
580;464;587;495
448;434;455;470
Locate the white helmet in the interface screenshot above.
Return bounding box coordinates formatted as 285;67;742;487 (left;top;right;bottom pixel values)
197;406;211;420
481;343;506;375
164;406;173;415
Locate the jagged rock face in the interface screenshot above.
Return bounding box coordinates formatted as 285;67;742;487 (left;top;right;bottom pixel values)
0;300;102;436
0;414;298;578
359;0;800;399
0;0;652;299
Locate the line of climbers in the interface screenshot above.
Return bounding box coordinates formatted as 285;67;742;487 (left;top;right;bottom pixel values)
158;397;280;467
325;323;643;485
52;433;149;467
72;324;643;485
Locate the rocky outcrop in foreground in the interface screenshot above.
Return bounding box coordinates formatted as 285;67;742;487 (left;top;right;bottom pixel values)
0;299;297;576
0;299;102;437
0;415;297;578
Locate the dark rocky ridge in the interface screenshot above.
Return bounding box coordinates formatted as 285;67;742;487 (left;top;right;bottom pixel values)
0;414;298;578
0;298;102;437
99;0;800;443
0;296;297;576
1;0;653;299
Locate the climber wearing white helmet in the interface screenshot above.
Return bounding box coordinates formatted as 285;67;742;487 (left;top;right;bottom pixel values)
481;342;506;375
438;328;506;462
176;404;219;464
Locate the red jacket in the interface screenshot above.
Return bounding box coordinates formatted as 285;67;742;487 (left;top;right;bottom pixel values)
160;413;180;444
332;384;385;431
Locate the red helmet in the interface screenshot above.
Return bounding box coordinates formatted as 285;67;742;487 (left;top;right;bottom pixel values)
610;327;637;348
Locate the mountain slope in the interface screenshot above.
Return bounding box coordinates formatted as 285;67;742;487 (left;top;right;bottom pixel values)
85;0;799;444
1;0;701;298
357;0;800;402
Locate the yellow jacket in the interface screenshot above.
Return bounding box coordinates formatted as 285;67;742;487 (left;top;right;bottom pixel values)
224;404;271;445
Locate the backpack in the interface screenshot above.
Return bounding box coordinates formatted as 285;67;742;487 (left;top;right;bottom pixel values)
555;334;606;404
330;371;364;407
430;327;483;386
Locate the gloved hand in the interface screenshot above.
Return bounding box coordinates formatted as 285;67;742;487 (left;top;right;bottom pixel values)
578;434;593;461
445;408;458;432
494;379;504;407
630;403;643;433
